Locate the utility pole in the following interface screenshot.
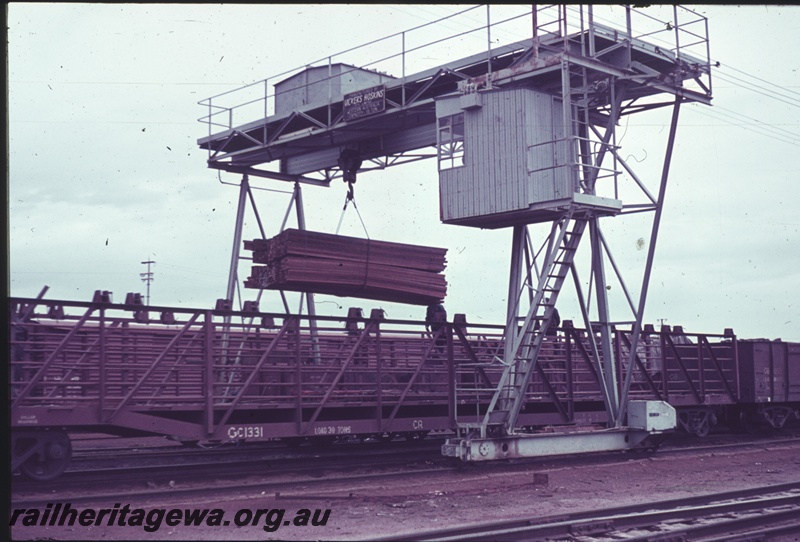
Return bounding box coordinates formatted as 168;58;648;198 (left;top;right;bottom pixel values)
140;259;155;305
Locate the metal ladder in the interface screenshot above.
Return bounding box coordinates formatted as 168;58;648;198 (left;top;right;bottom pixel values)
458;215;588;437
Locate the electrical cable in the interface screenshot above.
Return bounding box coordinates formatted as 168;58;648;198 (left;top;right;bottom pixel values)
688;105;800;148
713;72;800;109
709;103;800;140
721;63;800;98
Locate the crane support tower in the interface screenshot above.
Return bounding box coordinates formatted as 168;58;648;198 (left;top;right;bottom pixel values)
197;5;713;461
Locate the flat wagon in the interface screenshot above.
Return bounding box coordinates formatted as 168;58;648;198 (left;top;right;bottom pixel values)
9;294;798;480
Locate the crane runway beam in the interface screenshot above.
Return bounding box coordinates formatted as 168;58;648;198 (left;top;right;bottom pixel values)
198;11;712;181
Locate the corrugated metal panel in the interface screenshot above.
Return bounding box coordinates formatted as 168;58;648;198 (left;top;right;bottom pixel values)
493;91;506;214
525;90;572;204
439;168;458;221
476;88;525;215
513;89;528;213
437;87;579;226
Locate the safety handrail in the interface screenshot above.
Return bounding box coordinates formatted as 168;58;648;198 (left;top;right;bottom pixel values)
198;5;710;138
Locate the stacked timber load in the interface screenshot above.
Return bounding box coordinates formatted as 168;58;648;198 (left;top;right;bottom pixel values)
244;229;447;305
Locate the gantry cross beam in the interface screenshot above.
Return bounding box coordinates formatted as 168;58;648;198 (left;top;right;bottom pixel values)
198;9;711;185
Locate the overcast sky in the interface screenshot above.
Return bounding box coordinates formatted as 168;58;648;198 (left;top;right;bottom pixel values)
7;4;800;342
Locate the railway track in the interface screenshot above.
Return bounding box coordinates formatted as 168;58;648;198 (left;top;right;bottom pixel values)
13;432;800;508
377;481;800;541
11;439;448;505
18;431;799;482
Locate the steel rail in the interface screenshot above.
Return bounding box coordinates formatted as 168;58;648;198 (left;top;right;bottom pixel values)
12;442;449;507
377;481;800;541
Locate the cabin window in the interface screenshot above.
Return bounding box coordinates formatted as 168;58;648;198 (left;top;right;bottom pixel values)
437;113;464;170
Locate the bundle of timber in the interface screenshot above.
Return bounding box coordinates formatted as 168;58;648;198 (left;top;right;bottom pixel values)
244;229;447;305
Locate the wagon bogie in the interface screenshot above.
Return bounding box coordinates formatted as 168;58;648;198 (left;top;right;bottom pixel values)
12;429;72;481
755;404;800;430
677;408;719;438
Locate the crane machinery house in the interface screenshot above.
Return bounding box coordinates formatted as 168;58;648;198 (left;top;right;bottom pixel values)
274;63;394;120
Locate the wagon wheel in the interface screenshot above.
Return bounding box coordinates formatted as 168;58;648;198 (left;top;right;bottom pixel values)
18;431;72;482
693;417;711;438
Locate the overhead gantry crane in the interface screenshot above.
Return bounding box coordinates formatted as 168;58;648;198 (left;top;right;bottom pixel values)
197;4;713;461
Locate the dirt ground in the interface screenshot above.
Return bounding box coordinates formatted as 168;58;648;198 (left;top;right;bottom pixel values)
10;439;800;541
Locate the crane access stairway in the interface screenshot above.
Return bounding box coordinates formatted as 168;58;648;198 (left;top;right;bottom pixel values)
453;215;588;439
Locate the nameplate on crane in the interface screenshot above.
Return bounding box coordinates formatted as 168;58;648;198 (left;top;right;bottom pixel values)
343;85;386;122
